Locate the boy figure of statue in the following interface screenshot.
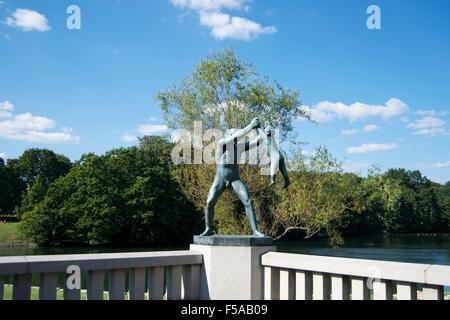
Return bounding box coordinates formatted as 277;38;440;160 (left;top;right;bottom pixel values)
200;118;265;237
258;125;291;189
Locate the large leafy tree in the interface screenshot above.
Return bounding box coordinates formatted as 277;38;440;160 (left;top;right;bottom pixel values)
157;50;368;244
11;149;72;188
11;149;72;218
157;49;309;140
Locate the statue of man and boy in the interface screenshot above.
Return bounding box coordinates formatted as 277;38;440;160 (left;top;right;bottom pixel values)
200;118;290;238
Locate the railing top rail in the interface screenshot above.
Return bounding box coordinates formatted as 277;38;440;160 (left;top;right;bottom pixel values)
0;250;203;275
262;252;450;286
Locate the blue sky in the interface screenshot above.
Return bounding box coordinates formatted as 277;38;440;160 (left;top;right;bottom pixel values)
0;0;449;183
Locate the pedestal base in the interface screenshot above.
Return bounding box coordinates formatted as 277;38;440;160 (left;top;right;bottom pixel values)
190;236;277;300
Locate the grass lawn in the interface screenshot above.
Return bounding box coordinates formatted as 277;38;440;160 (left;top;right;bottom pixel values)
0;223;29;244
3;285;93;300
2;285;152;300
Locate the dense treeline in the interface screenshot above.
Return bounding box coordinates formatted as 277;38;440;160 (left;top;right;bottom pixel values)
0;142;449;246
343;170;450;235
1;138;201;246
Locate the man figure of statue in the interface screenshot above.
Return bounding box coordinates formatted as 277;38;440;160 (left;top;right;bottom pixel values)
200;118;265;237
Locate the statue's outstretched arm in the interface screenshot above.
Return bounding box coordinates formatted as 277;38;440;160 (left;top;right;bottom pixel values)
219;118;261;146
245;128;266;151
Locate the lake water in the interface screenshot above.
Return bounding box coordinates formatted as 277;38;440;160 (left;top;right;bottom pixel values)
1;234;449;266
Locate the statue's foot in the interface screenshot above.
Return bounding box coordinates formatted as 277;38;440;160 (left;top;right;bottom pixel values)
253;230;265;238
284;180;291;189
199;229;213;237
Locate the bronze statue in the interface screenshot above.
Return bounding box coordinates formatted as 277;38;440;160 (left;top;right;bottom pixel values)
200;118;290;238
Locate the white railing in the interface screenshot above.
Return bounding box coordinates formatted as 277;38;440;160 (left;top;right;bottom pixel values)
262;252;450;300
0;251;203;300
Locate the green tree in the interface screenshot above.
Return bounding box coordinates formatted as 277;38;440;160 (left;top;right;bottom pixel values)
156;49;309;140
0;157;27;215
13;149;72;188
20;137;201;246
157;50;369;244
13;149;72;218
438;182;450;229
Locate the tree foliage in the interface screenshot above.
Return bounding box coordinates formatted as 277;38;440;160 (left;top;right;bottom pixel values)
0;157;26;215
9;149;72;188
19;137;202;246
345;169;449;234
156;49;309;140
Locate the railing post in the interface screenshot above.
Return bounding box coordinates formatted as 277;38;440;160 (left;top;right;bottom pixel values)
396;282;417;300
373;279;394;300
331;275;350;300
148;266;165;300
313;273;331;300
64;272;81;300
108;269;126;300
295;271;312;300
12;274;32;300
129;268;146;300
167;266;182;300
351;277;370;300
87;270;105;300
182;265;200;300
422;285;444;300
279;270;295;300
0;275;4;300
39;273;58;300
264;267;280;300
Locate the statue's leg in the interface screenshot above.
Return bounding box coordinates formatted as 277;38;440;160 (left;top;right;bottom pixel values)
231;180;265;237
279;154;291;189
200;178;226;237
269;151;280;186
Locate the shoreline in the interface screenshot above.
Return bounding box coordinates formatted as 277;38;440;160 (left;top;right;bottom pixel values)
0;243;38;249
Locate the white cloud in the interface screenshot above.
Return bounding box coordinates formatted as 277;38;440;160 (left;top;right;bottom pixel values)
408;116;446;129
171;0;276;41
309;98;409;123
0;101;14;111
347;143;398;154
0;104;79;144
199;11;276;41
4;8;51;32
122;133;138;143
301;106;335;123
413;128;449;137
341;124;381;136
137;124;169;135
0;101;14;118
171;0;243;11
0;111;12;119
0;152;6;160
416;110;449;117
419;161;450;169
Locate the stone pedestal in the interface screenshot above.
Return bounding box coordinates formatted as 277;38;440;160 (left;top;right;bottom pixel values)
190;236;277;300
